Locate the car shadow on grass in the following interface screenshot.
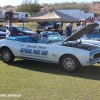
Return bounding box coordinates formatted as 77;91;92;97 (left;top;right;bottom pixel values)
5;59;100;81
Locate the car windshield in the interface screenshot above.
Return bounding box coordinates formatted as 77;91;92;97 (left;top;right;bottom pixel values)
42;32;64;43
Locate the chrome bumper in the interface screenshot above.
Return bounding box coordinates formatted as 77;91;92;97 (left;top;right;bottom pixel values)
87;57;100;64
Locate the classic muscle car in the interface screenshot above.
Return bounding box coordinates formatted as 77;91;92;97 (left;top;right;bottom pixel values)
0;23;100;72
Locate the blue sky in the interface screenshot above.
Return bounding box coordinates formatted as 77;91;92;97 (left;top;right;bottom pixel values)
0;0;94;7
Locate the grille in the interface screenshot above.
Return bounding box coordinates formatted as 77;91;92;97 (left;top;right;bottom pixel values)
93;53;100;59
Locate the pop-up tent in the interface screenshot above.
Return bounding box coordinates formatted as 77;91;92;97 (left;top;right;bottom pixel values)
24;10;79;23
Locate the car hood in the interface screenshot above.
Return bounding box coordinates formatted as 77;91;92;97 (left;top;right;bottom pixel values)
63;23;99;42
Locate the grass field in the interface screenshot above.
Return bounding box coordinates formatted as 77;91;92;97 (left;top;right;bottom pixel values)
0;58;100;100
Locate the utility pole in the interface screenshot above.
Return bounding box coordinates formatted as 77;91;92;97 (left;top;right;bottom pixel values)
6;10;13;37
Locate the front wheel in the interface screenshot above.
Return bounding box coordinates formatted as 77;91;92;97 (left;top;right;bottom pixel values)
60;55;80;72
1;48;14;63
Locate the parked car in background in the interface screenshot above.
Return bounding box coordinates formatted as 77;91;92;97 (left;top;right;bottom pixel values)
36;22;62;33
85;27;100;40
0;26;37;37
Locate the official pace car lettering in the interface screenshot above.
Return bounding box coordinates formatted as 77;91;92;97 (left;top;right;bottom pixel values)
26;45;46;49
20;48;32;54
33;49;41;55
20;48;48;55
41;50;48;55
38;46;46;49
27;45;37;48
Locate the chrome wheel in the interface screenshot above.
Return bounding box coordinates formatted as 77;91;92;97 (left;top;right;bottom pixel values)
63;58;75;70
60;55;80;72
1;48;14;63
2;51;10;61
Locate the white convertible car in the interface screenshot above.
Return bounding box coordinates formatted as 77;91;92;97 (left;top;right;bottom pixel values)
0;23;100;72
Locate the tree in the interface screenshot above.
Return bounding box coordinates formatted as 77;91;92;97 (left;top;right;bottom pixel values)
52;2;89;12
16;0;41;14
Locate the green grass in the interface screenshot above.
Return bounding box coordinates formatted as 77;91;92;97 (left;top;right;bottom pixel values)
0;58;100;100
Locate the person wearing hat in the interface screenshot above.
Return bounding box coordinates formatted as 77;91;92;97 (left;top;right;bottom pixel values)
66;23;72;37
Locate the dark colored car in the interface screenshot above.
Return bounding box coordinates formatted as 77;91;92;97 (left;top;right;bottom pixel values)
0;26;37;37
85;27;100;40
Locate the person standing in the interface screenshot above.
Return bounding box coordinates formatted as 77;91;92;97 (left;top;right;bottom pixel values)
70;23;74;32
76;22;85;31
91;17;94;23
66;23;72;37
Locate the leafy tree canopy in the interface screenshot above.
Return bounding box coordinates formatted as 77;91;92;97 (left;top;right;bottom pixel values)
16;1;90;15
16;0;41;14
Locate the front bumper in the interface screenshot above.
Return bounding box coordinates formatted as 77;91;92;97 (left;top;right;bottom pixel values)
87;57;100;64
87;48;100;64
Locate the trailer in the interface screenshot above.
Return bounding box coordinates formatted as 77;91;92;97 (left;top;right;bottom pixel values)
0;10;6;22
85;13;94;19
15;12;30;21
0;11;30;22
57;9;85;21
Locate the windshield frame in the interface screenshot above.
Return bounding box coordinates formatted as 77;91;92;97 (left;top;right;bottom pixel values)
41;32;64;44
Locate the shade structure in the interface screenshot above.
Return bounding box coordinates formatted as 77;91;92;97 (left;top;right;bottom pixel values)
24;10;79;23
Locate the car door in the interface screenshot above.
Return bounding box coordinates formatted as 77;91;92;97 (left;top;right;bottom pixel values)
19;37;30;58
26;42;49;61
9;37;28;57
19;37;49;61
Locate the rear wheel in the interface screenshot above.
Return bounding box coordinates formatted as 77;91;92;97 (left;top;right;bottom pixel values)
60;55;80;72
1;48;14;63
